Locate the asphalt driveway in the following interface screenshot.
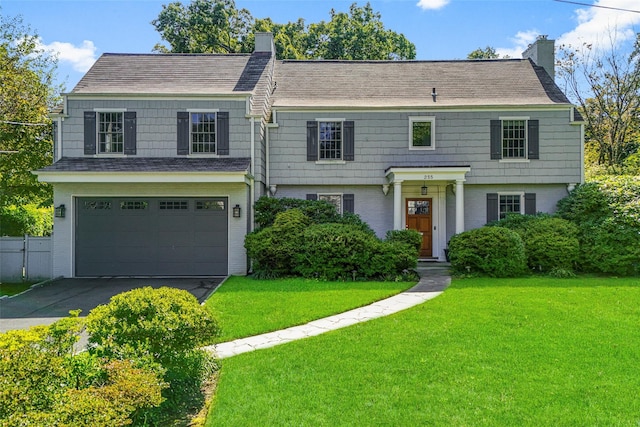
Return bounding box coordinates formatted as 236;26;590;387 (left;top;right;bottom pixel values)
0;277;224;332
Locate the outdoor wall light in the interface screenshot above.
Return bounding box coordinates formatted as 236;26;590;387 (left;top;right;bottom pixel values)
421;184;428;195
54;204;66;218
232;204;241;218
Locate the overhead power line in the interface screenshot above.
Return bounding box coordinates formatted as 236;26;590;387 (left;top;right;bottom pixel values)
553;0;640;14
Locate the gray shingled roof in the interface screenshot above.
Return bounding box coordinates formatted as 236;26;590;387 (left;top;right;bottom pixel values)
72;52;272;96
38;157;251;173
272;58;572;108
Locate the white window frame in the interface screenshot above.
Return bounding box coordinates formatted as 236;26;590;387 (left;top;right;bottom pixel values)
94;108;126;155
498;192;524;219
316;118;345;162
189;110;219;155
318;193;343;214
499;116;529;162
409;116;436;150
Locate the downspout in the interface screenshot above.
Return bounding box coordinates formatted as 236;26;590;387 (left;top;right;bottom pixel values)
250;117;255;232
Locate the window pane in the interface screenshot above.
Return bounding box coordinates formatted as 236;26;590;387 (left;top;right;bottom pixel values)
319;122;342;160
98;112;124;153
191;112;217;153
318;194;342;213
412;121;432;147
502;120;526;158
499;195;521;219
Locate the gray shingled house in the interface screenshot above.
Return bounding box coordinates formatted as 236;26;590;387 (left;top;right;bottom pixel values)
36;33;583;277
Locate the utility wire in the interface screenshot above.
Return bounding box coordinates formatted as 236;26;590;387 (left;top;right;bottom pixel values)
553;0;640;14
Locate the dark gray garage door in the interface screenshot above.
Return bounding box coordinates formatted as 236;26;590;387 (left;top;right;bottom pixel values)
76;197;228;276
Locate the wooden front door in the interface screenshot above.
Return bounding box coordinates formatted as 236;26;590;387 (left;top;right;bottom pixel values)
406;199;433;258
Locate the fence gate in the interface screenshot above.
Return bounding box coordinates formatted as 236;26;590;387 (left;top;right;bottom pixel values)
0;236;52;282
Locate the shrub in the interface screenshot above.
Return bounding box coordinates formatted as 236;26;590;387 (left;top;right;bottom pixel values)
490;214;579;272
254;196;339;228
448;227;527;277
245;208;311;277
86;287;218;366
0;204;53;236
385;229;422;255
583;220;640;276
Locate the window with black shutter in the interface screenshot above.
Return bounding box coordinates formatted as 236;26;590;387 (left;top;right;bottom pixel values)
490;119;539;160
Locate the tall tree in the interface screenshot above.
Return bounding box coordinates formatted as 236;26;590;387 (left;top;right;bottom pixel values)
467;46;500;59
152;0;253;53
152;1;416;60
557;34;640;175
0;12;58;207
307;3;415;60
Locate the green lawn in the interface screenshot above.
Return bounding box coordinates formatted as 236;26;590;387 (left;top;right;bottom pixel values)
0;282;33;297
207;276;640;426
204;276;415;343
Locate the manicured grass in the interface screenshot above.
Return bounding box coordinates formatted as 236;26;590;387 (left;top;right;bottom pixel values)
203;276;415;343
0;282;33;296
207;276;640;426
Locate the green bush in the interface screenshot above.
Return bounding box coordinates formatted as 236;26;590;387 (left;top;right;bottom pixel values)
448;227;527;277
0;204;53;236
254;196;340;228
385;229;422;255
86;287;218;366
583;220;640;276
490;214;579;272
556;177;640;275
0;314;164;426
245;208;311;277
86;286;219;425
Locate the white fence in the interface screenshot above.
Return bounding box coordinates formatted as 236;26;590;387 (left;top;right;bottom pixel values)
0;236;52;282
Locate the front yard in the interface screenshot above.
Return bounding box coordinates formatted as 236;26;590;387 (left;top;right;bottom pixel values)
206;276;640;426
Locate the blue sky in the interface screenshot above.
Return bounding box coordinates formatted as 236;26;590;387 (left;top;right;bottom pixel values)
1;0;639;91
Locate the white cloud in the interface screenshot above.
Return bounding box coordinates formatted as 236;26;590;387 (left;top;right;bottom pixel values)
37;39;97;72
496;30;540;59
416;0;450;11
557;0;640;52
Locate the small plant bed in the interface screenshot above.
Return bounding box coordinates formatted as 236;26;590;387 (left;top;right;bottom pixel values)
207;276;640;425
204;276;415;343
0;282;35;297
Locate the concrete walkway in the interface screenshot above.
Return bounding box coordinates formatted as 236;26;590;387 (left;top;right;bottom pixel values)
206;264;451;359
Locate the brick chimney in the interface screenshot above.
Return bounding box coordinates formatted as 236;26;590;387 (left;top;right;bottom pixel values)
522;35;555;80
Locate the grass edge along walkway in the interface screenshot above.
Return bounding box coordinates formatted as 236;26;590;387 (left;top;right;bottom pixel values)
205;269;451;359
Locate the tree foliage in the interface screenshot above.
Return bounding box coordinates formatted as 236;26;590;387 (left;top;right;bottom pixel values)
557;34;640;175
467;46;500;59
152;1;416;60
0;12;58;207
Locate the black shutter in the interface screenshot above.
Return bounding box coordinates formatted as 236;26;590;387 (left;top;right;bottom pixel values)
307;121;318;161
490;120;502;160
527;119;539;159
306;194;318;201
84;111;96;155
123;111;136;155
487;193;499;223
343;121;354;161
343;194;354;213
524;193;536;215
217;111;229;155
177;112;189;155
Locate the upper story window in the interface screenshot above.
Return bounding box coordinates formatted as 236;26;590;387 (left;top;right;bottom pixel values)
84;110;136;156
177;111;229;156
319;121;342;160
490;117;539;161
191;112;217;154
98;112;124;154
306;119;355;162
409;117;435;150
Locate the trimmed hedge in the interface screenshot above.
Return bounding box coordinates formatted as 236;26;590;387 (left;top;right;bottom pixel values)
448;226;527;277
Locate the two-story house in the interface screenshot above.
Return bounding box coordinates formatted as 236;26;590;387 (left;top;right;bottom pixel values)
36;33;583;278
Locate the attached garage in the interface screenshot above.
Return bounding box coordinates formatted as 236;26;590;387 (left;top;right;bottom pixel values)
75;197;228;276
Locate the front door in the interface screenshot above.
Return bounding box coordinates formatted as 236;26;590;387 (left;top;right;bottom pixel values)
406;199;433;257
